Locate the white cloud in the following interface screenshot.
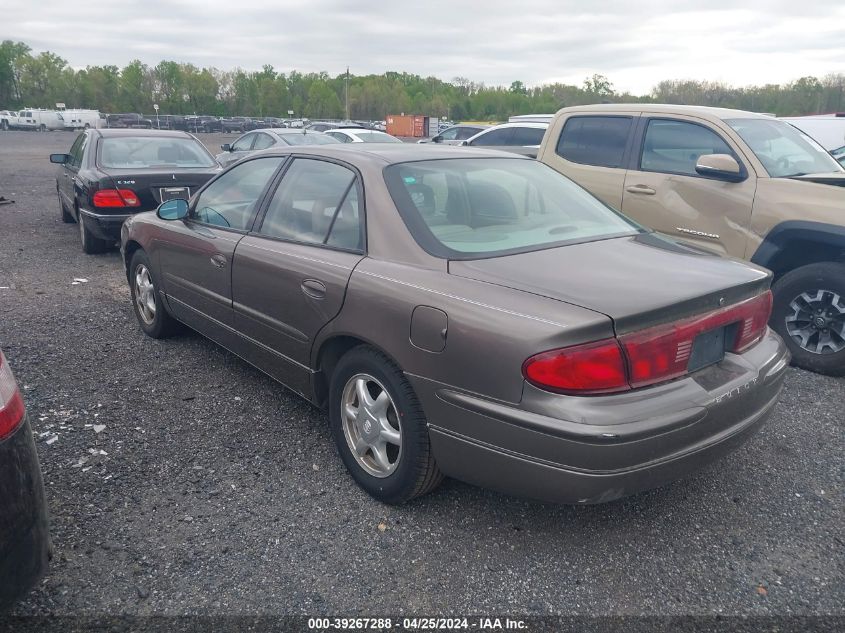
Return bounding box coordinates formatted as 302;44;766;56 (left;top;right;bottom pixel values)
1;0;843;93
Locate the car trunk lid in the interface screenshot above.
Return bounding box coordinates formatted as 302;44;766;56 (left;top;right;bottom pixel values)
448;232;771;335
100;168;219;212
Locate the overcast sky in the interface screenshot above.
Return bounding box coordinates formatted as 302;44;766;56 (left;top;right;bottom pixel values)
3;0;843;94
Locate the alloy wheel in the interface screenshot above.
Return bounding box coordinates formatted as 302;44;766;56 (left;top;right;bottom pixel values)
341;373;402;478
785;289;845;355
134;264;157;325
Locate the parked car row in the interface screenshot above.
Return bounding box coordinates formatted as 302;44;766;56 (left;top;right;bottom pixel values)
114;114;387;134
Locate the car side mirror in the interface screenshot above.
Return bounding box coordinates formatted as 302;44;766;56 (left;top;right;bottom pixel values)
432;135;443;143
157;198;189;220
695;154;745;182
50;153;69;164
459;140;469;147
221;143;231;152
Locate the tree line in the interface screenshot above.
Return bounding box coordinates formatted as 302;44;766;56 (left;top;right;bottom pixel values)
1;40;843;120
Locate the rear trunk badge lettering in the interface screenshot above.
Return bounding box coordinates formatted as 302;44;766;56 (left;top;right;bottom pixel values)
713;377;759;404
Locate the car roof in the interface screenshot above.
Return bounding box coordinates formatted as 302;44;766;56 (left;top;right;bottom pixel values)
252;144;530;165
272;128;326;135
94;128;196;138
334;128;389;133
557;103;774;121
480;121;549;130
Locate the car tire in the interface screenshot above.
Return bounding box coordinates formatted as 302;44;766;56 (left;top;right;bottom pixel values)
329;345;443;504
58;189;74;223
77;212;110;254
771;262;845;376
129;250;177;339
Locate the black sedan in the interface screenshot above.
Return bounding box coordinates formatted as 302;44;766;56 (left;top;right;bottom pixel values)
0;347;49;608
50;129;221;253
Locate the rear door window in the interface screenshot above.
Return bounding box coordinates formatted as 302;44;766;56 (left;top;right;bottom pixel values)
511;126;546;146
556;116;633;168
232;133;256;152
640;119;735;176
252;133;276;150
469;128;515;146
455;127;481;140
258;158;362;251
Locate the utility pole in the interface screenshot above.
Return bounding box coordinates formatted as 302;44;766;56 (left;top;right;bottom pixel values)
345;67;350;121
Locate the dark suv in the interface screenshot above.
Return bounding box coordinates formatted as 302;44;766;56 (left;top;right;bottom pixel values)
107;113;153;129
221;117;260;133
184;116;222;133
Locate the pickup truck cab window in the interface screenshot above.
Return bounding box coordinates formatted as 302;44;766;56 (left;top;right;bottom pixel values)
556;116;633;168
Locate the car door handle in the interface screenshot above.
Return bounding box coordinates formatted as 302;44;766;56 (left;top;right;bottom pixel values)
625;185;656;195
301;279;327;299
210;254;227;268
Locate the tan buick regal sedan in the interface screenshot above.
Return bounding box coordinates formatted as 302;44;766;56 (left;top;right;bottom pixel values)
121;145;788;505
538;104;845;376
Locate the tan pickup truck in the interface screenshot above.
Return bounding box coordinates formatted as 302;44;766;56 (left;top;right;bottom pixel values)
537;104;845;375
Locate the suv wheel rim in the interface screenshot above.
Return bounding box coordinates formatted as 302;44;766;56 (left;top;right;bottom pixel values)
341;373;402;478
785;289;845;355
134;264;157;325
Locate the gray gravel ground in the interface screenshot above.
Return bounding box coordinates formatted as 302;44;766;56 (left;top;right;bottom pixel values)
0;130;842;617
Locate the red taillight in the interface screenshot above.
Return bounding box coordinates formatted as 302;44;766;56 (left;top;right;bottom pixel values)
524;291;773;395
0;350;26;440
523;339;629;394
93;189;140;208
732;291;773;352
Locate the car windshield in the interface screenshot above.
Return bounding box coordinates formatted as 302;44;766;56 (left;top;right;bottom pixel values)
279;133;341;146
354;131;402;143
385;158;640;258
99;137;215;168
725;118;844;177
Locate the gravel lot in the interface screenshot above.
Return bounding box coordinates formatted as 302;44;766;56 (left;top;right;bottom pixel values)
0;130;842;617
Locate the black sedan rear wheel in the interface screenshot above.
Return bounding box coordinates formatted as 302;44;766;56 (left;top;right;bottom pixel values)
77;212;110;254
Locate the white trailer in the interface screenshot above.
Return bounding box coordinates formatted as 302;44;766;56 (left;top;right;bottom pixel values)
58;109;105;130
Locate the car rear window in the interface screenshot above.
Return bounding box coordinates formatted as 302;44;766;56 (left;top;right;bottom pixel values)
279;133;341;146
510;126;547;146
353;131;403;143
556;116;633;168
99;137;215;168
385;158;640;258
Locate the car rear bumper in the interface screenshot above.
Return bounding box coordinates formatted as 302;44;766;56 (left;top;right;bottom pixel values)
79;208;133;240
0;413;50;608
411;329;789;504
